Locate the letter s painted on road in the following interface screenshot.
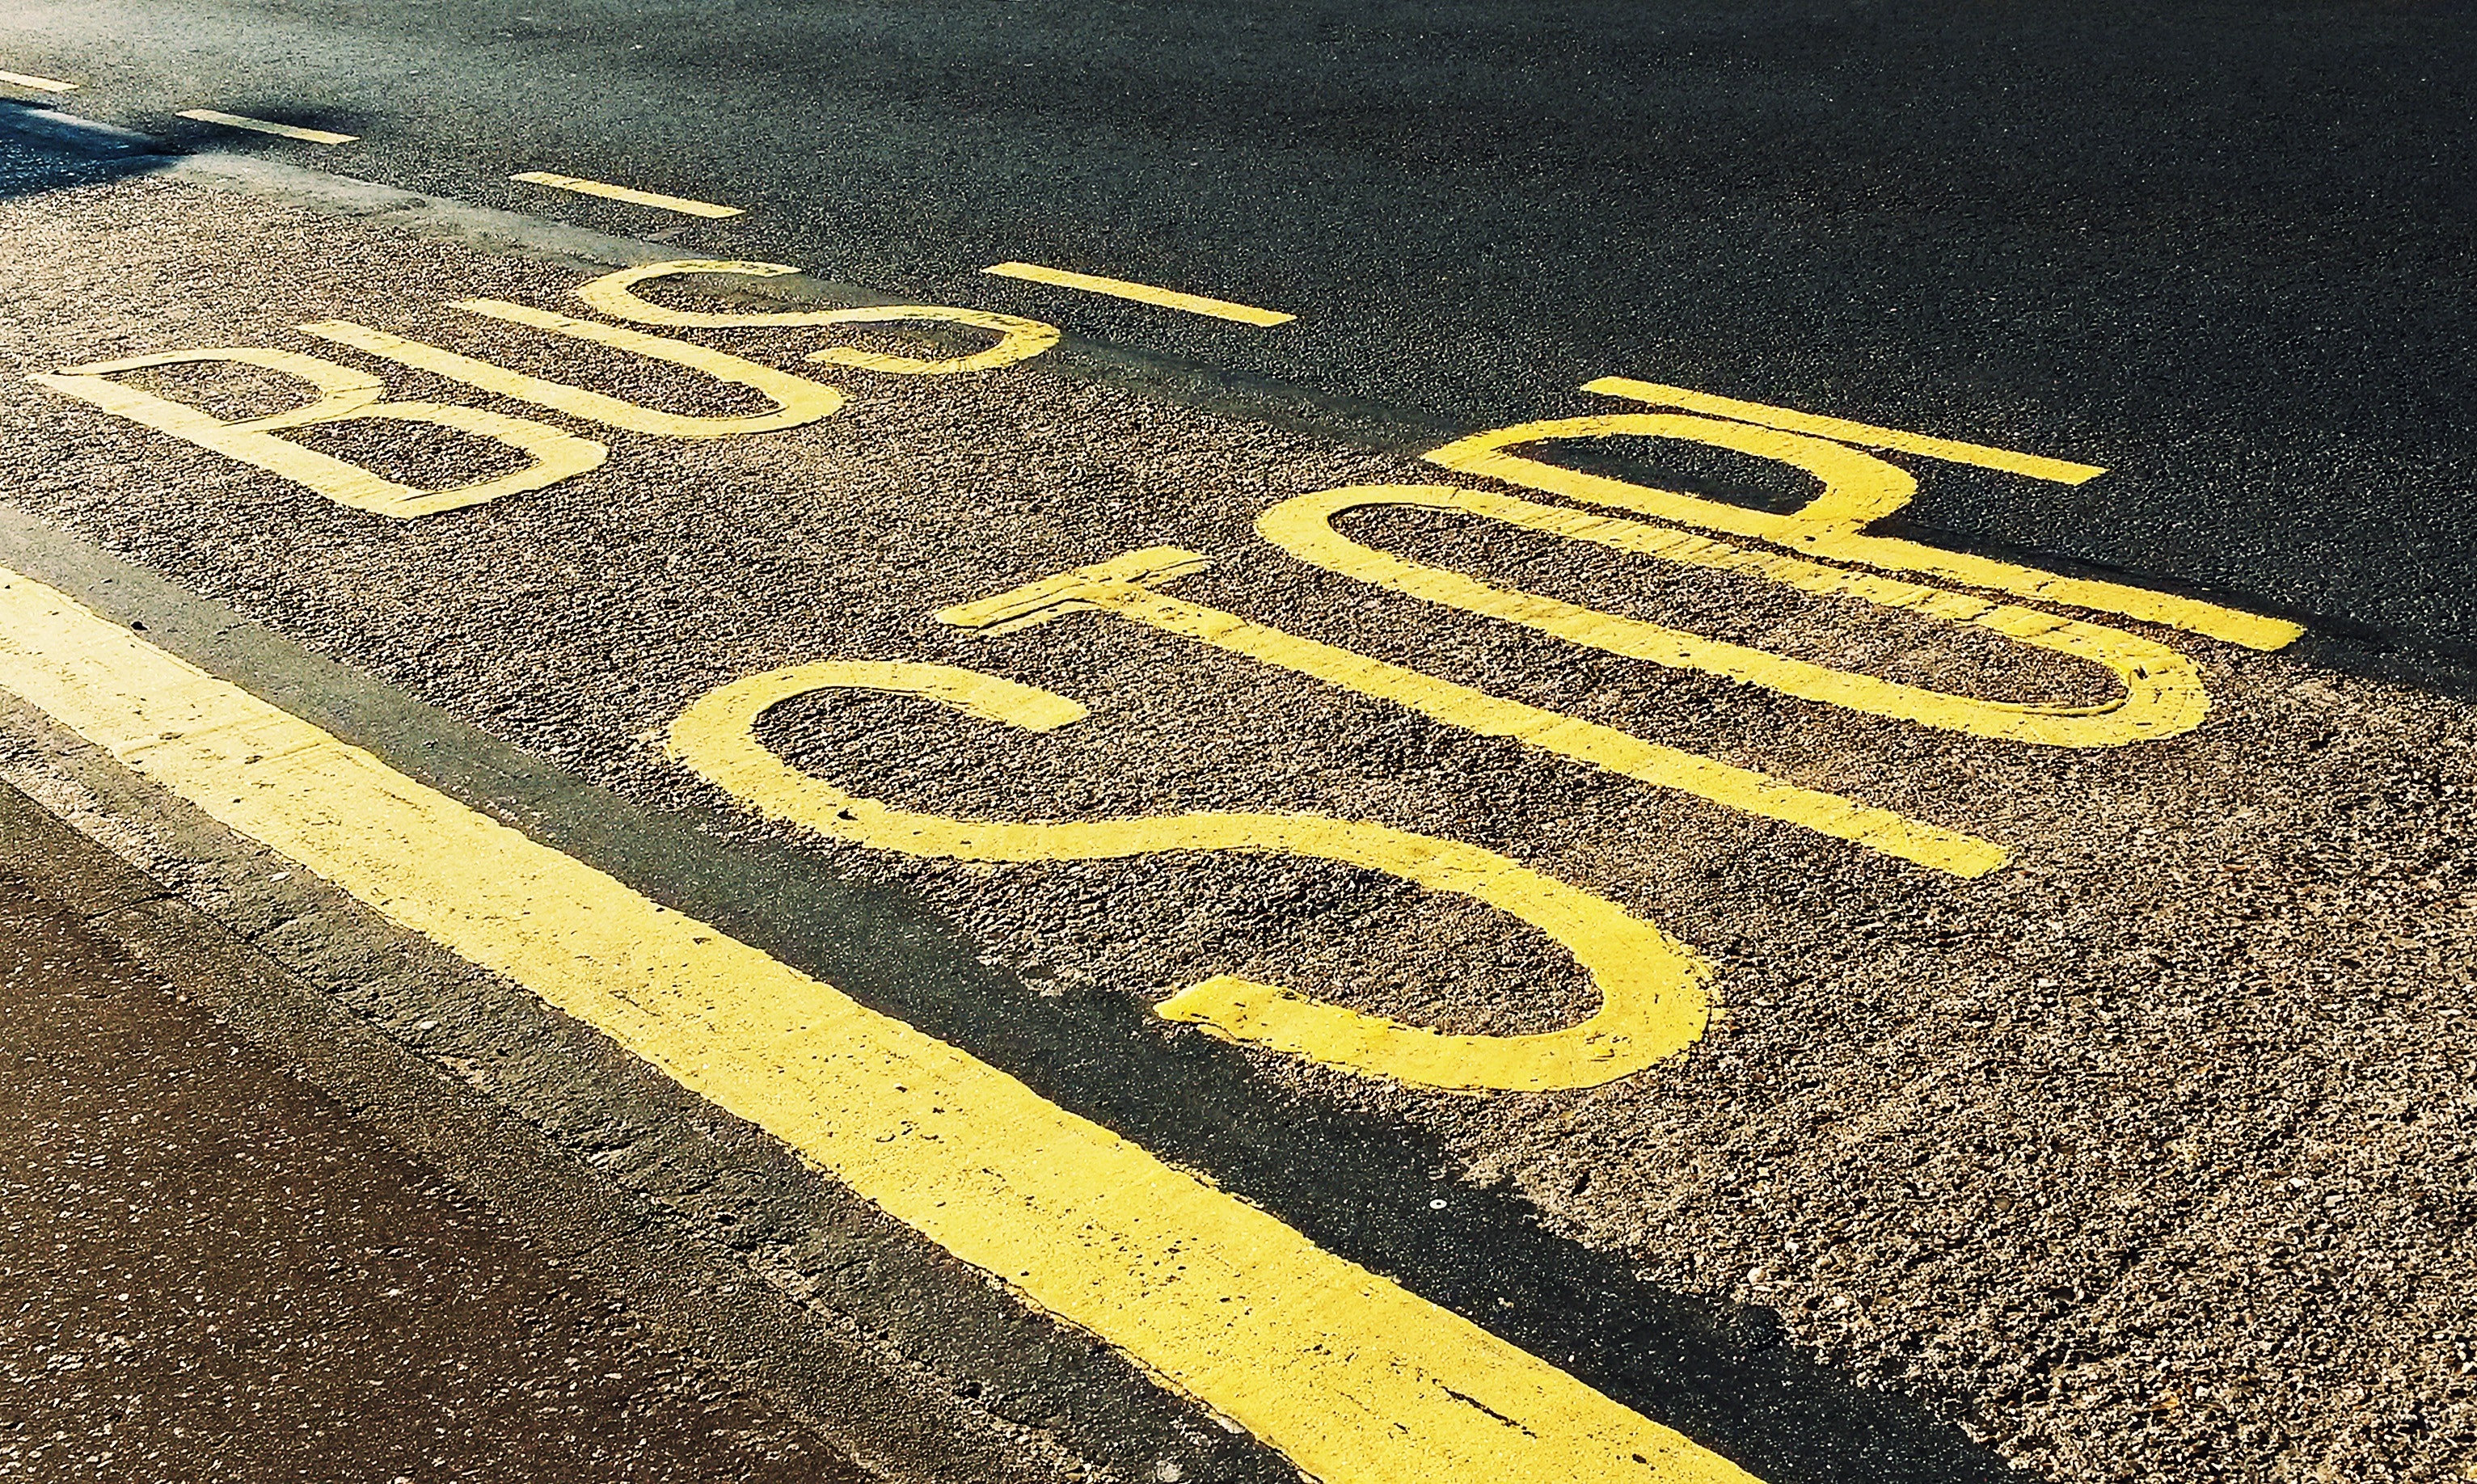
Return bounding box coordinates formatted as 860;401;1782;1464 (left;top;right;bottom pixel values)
666;659;1713;1094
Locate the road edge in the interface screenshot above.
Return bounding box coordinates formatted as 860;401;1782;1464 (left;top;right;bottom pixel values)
0;773;1063;1484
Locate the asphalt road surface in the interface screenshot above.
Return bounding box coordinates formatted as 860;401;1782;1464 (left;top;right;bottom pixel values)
0;862;847;1484
7;0;2477;663
0;6;2473;1484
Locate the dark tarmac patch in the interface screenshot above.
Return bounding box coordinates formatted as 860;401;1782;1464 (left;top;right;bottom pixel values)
0;102;163;200
0;870;854;1484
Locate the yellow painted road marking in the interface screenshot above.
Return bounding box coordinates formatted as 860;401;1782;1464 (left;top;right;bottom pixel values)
510;171;742;219
302;301;844;439
939;548;2009;878
1584;377;2108;486
0;69;78;93
576;259;1062;376
984;260;1294;327
1428;410;2304;651
177;108;357;145
669;660;1711;1093
0;567;1759;1484
1259;484;2211;748
30;346;606;518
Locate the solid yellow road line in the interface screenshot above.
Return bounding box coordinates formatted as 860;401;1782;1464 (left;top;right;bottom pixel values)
0;567;1760;1484
985;260;1293;326
510;171;742;219
177;108;357;145
0;69;78;93
1584;377;2107;486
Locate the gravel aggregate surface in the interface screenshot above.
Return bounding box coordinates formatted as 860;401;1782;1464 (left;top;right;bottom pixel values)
3;166;2475;1484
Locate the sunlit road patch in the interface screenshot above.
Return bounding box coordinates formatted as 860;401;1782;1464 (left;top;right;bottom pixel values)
0;114;2472;1484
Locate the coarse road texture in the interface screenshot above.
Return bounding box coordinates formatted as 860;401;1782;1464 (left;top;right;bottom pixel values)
4;0;2477;672
0;8;2473;1484
0;864;850;1484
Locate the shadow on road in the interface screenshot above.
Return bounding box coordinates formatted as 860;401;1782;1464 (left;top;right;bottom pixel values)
0;99;170;199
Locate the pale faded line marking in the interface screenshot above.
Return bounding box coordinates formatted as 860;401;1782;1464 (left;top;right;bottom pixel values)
985;260;1293;326
510;170;742;219
176;108;357;145
0;567;1760;1484
0;69;78;93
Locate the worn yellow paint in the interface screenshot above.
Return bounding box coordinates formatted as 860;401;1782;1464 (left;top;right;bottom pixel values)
669;660;1711;1093
1585;377;2108;485
1260;484;2210;748
0;69;78;93
575;259;1061;375
509;170;742;218
177;108;357;145
939;548;2007;878
984;260;1294;327
302;301;843;438
28;347;606;518
0;568;1762;1484
1426;411;2304;651
796;305;1065;375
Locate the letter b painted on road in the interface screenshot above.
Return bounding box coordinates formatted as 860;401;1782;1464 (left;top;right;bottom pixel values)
32;347;607;519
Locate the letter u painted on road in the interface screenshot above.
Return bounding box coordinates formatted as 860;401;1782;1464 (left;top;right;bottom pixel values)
666;659;1713;1094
